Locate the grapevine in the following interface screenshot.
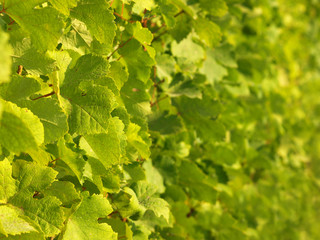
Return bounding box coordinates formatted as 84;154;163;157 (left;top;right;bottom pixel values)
0;0;320;239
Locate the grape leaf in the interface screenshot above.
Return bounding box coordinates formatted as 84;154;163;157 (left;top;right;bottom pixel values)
199;0;228;17
132;181;170;222
60;19;93;52
200;49;228;84
178;161;217;202
171;35;205;63
71;0;116;50
131;22;153;45
107;61;129;95
193;18;222;48
148;111;183;135
0;205;38;236
0;159;16;203
3;231;45;240
101;218;133;240
10;193;64;237
0;28;12;83
83;157;122;193
43;181;80;206
49;0;78;16
132;0;155;14
80;117;127;169
5;1;65;51
0;100;44;153
126;123;150;159
55;139;86;184
169;13;192;42
61;55;117;135
112;187;145;218
119;39;155;83
0;75;41;102
120;78;151;118
18;98;68;144
158;0;178;28
167;80;202;99
0;101;3;120
7;162;64;237
11;38;56;75
62;192;117;240
156;54;176;82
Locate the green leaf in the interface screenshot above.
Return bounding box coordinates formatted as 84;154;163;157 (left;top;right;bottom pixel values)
56;139;86;184
10;194;64;237
27;147;53;166
16;161;57;192
156;54;176;82
167;80;202;99
199;0;228;17
112;187;144;218
0;158;17;203
132;0;155;14
124;162;146;183
105;61;129;95
0;205;38;236
132;181;170;222
158;0;178;28
175;94;222;121
80;117;127;169
0;100;44;153
6;1;65;51
171;35;205;63
126;123;150;159
120;78;151;118
212;44;237;68
11;38;56;75
119;39;155;83
0;75;41;102
148;111;183;135
49;0;78;16
61;55;117;135
62;54;110;87
2;231;45;240
178;161;217;202
83;157;121;193
62;192;117;240
60;19;93;52
0;101;3;120
47;50;72;85
0;112;38;153
71;0;116;49
200;49;228;84
168;0;194;17
43;181;80;206
18;98;68;144
101;218;133;240
0;28;12;83
132;22;153;45
143;160;165;194
175;93;226;140
169;13;192;42
205;144;237;165
8;162;64;237
193;18;222;48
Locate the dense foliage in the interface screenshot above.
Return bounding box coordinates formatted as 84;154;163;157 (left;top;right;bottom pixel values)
0;0;320;239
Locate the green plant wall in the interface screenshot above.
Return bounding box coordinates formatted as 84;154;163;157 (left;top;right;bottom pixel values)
0;0;320;239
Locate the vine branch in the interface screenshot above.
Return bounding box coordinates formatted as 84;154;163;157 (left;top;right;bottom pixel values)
107;36;133;60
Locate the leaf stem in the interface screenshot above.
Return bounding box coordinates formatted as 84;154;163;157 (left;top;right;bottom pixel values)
174;10;185;17
107;36;133;60
31;91;55;101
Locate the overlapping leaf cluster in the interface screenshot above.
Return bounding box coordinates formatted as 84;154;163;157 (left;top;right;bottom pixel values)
0;0;320;239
